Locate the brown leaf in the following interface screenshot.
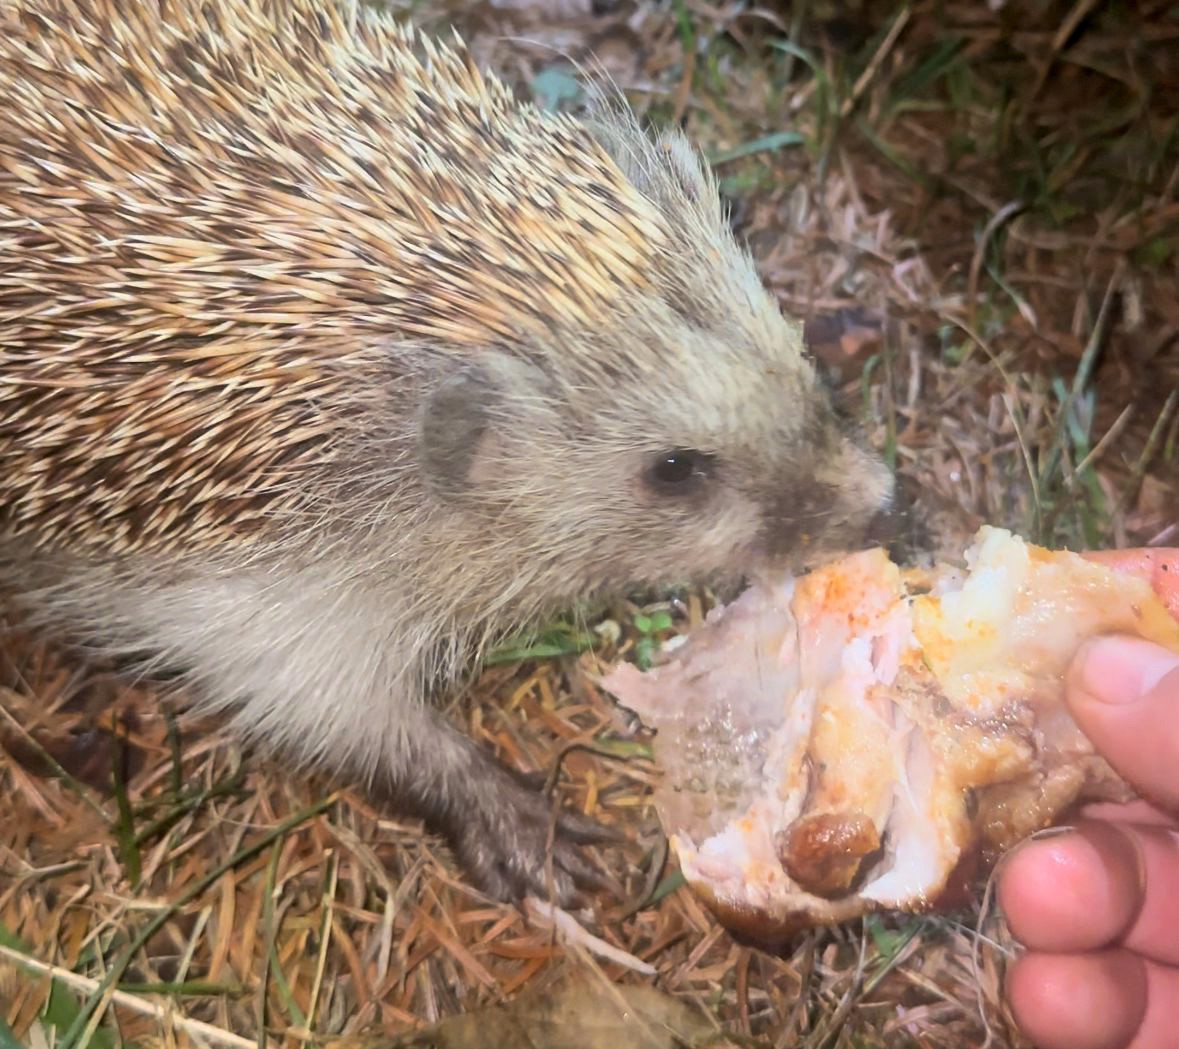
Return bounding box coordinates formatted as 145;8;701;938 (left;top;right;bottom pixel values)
329;975;720;1049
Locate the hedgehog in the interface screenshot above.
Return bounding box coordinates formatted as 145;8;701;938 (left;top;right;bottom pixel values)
0;0;893;903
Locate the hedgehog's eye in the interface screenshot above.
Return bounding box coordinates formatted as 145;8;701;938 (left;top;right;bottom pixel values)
646;449;713;494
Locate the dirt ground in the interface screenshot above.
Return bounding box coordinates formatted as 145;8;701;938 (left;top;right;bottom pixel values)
2;1;1177;1047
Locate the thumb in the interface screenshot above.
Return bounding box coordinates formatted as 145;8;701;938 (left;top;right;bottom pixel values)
1066;635;1179;812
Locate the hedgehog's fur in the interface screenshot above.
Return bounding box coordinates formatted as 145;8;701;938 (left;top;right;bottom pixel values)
0;0;892;900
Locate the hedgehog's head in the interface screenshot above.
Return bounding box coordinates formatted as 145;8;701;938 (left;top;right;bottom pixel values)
413;111;892;601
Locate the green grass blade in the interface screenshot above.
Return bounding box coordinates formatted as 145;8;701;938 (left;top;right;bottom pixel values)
709;131;806;165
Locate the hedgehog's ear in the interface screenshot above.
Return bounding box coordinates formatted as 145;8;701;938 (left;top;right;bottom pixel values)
418;363;497;502
587;110;720;223
653;128;717;211
418;355;547;502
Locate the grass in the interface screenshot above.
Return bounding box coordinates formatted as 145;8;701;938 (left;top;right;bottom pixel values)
3;1;1178;1047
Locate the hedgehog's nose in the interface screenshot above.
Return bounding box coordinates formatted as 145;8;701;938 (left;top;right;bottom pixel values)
864;506;898;547
760;472;893;565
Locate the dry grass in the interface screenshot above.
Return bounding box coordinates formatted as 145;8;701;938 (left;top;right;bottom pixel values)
2;1;1177;1046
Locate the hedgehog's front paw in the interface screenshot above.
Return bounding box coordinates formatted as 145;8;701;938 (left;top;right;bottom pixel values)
446;760;622;906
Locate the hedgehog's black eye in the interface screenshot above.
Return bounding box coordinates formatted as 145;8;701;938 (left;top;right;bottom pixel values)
646;449;713;494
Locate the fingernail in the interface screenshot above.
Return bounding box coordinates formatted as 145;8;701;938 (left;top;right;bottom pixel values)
1075;635;1179;705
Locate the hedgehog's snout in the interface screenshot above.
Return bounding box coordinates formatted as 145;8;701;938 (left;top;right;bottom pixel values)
758;437;894;566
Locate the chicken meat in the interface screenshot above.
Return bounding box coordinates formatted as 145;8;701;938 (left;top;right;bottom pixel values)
602;528;1179;942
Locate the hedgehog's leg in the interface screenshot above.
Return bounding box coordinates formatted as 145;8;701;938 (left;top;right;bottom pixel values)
368;705;621;904
233;607;623;903
7;558;619;904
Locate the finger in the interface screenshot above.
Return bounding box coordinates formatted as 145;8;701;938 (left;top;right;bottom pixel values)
1117;824;1179;966
540;868;578;908
1130;960;1179;1049
1080;799;1177;828
506;849;577;907
1066;636;1179;810
514;768;549;792
1082;548;1179;621
471;862;514;903
556;809;628;845
998;821;1141;953
1000;821;1179;966
1005;949;1146;1049
554;843;618;895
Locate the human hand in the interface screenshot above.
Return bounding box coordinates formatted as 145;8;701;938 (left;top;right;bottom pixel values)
998;633;1179;1049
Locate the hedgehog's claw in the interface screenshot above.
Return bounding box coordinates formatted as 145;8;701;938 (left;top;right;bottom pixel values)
443;761;621;908
556;806;629;846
